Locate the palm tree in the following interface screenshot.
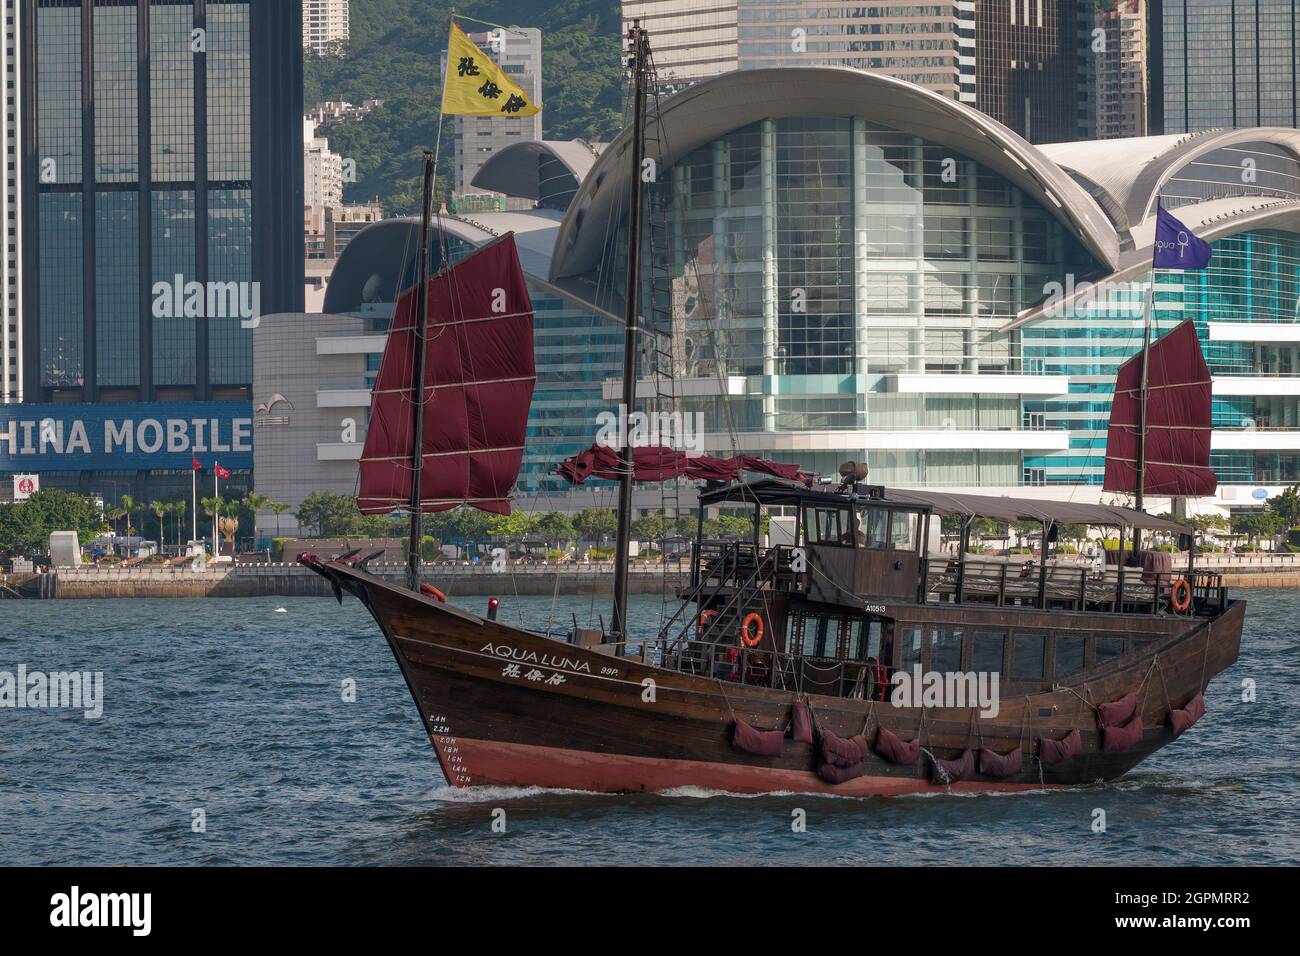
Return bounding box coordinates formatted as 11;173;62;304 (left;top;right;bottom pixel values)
243;492;270;550
173;499;187;550
150;500;167;556
269;501;291;539
120;494;136;543
200;496;220;557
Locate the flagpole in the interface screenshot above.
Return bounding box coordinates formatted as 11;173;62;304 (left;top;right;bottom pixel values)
191;467;197;545
214;468;219;559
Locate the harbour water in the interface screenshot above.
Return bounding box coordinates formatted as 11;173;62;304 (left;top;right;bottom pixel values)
1;591;1296;866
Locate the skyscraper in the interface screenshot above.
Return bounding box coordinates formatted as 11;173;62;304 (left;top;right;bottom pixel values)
302;0;348;58
1088;0;1148;139
443;25;543;196
975;0;1083;143
1151;0;1300;134
2;0;21;404
623;1;977;103
19;0;304;405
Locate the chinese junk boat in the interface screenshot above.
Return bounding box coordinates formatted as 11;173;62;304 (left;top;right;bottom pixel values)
301;25;1243;796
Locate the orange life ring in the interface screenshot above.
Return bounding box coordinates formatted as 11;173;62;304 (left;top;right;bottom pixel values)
740;612;764;648
1170;578;1192;613
698;609;717;634
419;583;447;603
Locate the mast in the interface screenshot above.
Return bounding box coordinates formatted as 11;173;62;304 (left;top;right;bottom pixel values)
406;150;436;591
1132;281;1153;556
611;22;650;642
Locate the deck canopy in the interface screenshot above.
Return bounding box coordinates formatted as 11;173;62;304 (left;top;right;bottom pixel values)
700;479;1188;533
878;489;1187;532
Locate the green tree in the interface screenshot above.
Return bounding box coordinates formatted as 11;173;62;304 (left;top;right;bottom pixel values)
488;511;536;541
574;507;617;542
295;491;363;537
0;489;107;558
173;499;188;549
632;512;669;543
243;492;271;545
535;511;574;549
1268;484;1300;529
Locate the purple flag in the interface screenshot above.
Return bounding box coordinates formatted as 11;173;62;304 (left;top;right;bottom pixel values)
1152;202;1212;269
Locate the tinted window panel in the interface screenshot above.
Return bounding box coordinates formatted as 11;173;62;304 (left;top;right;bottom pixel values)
931;627;963;673
972;631;1006;673
1095;636;1126;664
1054;635;1086;677
1013;632;1046;680
899;625;923;668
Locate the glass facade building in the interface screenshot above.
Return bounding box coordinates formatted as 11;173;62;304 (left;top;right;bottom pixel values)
20;0;303;406
1152;0;1300;134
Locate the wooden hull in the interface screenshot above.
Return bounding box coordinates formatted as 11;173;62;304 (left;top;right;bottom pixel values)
308;560;1245;796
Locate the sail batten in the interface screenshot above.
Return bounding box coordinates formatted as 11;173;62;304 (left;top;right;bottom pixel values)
358;234;536;516
1102;318;1216;498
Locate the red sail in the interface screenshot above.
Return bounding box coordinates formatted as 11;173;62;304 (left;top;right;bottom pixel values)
358;234;536;516
1103;319;1216;497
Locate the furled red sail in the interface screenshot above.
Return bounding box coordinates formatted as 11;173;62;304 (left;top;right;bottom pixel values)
556;444;806;485
1103;319;1216;497
358;234;535;516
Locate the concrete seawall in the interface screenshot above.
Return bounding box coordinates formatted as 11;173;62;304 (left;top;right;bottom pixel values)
43;564;688;599
9;554;1300;599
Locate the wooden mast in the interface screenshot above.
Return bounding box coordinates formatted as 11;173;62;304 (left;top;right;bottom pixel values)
406;151;436;591
1132;280;1153;556
611;23;650;642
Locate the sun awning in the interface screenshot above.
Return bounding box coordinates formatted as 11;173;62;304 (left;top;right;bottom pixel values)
881;488;1189;532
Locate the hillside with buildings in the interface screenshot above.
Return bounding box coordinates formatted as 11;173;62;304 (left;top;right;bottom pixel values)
303;0;623;214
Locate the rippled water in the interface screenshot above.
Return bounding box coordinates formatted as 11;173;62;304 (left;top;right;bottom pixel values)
1;588;1296;866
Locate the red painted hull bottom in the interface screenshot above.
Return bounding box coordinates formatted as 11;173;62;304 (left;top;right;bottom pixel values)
434;735;1062;797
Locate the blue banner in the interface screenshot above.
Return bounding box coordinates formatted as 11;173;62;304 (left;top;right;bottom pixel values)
0;402;253;473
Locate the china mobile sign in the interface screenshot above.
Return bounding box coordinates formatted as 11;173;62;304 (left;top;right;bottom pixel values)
0;402;253;472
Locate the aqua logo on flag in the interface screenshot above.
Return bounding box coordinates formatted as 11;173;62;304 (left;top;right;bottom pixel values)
1152;202;1212;270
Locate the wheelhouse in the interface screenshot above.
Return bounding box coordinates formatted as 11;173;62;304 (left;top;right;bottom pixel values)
655;476;1229;702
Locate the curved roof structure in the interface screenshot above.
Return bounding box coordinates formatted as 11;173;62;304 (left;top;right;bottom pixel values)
1003;196;1300;332
470;140;600;209
550;66;1121;287
322;208;618;321
1041;127;1300;234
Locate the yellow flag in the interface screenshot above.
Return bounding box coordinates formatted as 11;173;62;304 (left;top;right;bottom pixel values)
442;22;541;117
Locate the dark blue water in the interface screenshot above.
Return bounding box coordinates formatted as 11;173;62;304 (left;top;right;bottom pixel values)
2;589;1296;865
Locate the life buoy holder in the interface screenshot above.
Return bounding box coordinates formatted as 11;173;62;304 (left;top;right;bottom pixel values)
419;583;447;603
1170;577;1193;613
698;609;718;634
740;612;764;648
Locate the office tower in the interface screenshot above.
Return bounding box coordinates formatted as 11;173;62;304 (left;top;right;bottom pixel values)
302;0;348;58
443;25;543;195
19;0;304;405
623;1;977;103
1089;0;1148;139
975;0;1083;143
1151;0;1299;134
2;0;20;403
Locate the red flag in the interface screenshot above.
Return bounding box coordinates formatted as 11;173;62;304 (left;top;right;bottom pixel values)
214;464;231;479
192;455;202;471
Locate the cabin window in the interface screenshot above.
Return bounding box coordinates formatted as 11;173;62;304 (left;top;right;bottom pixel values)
859;508;889;548
845;619;866;660
930;627;963;673
1012;632;1047;680
1053;634;1086;677
866;620;882;660
890;511;918;551
971;630;1006;673
898;625;923;669
1095;636;1126;664
803;615;834;657
808;508;846;544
